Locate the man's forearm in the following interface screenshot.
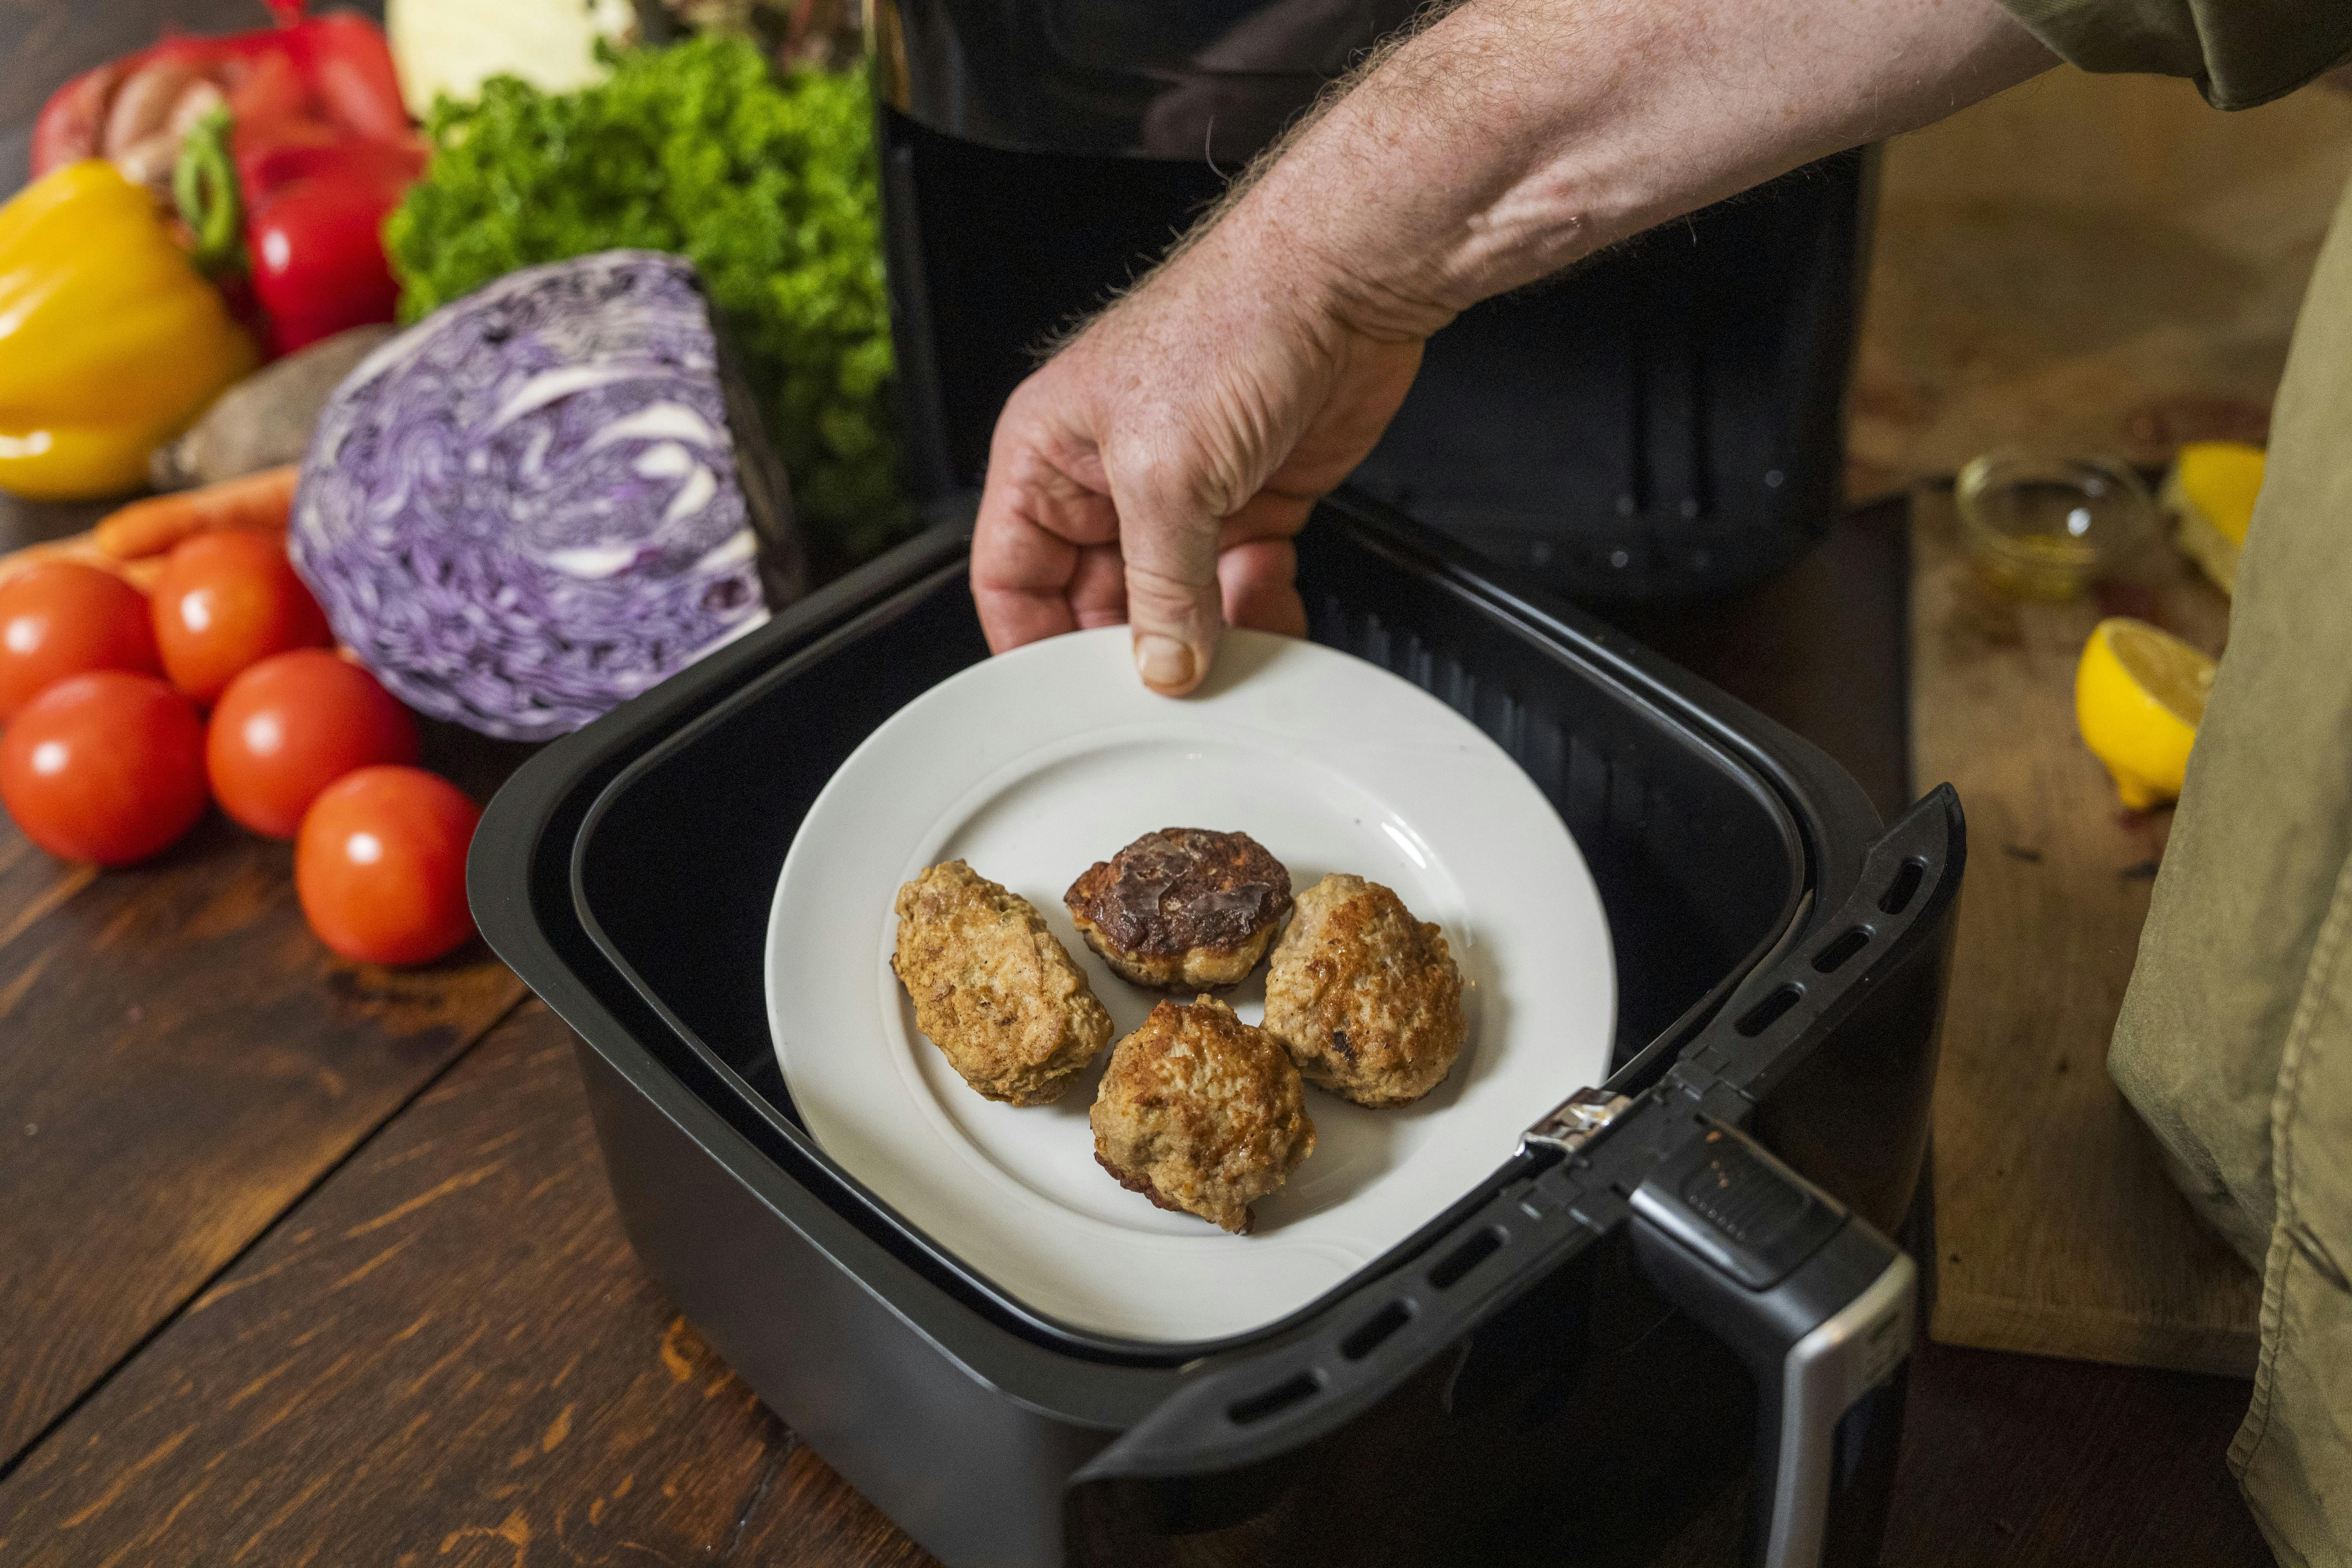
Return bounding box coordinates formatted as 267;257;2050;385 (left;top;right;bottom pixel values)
1215;0;2055;339
973;0;2057;686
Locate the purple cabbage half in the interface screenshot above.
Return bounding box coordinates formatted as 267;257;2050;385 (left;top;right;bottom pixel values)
290;250;804;742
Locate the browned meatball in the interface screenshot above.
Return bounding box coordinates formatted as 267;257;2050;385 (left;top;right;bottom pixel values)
891;860;1114;1105
1064;828;1293;990
1262;874;1465;1107
1090;996;1316;1234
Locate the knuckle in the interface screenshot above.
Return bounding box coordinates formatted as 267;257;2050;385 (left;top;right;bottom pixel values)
1102;441;1194;506
1102;413;1232;510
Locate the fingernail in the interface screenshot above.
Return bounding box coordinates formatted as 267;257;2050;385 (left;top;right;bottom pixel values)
1135;633;1195;691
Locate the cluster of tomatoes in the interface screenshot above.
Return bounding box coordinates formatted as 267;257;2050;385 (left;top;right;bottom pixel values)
0;533;479;965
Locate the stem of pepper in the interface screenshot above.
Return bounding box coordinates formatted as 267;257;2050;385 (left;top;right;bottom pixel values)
172;105;245;279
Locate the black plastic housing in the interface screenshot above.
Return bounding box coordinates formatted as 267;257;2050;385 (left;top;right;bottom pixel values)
471;490;1960;1567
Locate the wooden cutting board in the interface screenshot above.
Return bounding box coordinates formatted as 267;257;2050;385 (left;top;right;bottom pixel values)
1909;485;2263;1377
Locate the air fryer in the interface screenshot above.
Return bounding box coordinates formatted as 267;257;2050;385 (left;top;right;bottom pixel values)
868;0;1872;600
474;494;1962;1568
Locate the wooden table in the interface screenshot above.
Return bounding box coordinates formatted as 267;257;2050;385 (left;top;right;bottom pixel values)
0;7;2276;1563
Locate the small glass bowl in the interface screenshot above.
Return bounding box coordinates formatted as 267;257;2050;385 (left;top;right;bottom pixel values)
1956;451;2158;601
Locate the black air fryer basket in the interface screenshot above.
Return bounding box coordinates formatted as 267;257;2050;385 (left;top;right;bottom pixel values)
472;491;1961;1568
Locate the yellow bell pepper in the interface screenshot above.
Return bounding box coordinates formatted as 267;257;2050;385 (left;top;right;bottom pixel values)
0;160;259;501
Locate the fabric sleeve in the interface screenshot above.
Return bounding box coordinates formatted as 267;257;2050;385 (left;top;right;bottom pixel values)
1994;0;2352;109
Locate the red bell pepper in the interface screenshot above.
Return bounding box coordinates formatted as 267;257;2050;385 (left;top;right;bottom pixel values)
34;4;423;360
241;132;424;197
32;9;411;178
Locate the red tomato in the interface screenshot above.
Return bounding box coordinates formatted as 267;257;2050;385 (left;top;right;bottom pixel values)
151;530;331;704
0;561;161;721
296;766;480;965
0;671;208;865
207;650;419;838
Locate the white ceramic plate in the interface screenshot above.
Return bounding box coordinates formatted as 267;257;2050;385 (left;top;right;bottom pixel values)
766;626;1613;1343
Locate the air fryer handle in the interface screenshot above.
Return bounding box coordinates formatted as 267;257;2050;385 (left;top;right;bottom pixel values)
1744;1232;1914;1568
1629;1121;1916;1568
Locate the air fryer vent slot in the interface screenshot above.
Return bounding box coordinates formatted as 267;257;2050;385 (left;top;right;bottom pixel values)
1735;983;1804;1037
1430;1228;1505;1290
1340;1300;1414;1360
1879;857;1927;915
1228;1371;1321;1426
1811;926;1870;974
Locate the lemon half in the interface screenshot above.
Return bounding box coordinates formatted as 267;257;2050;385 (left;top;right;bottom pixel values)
2076;617;2217;810
2161;441;2264;596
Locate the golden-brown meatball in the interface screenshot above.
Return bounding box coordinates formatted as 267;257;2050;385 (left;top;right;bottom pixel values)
1090;996;1316;1234
891;860;1113;1105
1263;874;1465;1108
1064;828;1293;990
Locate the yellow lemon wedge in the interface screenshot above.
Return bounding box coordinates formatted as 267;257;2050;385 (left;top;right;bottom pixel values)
2076;617;2217;810
2161;441;2264;596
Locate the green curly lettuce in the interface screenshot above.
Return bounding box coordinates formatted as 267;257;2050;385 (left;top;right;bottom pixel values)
385;38;909;559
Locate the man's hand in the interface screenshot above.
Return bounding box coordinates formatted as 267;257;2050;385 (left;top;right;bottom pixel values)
971;216;1430;695
971;0;2053;695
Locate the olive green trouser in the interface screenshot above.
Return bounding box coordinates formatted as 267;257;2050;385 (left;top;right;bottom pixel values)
2110;176;2352;1567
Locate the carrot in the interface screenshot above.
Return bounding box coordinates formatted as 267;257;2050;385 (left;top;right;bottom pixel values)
0;531;102;588
0;532;165;593
95;463;299;561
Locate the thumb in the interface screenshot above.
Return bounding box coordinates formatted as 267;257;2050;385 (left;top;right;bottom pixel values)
1113;467;1224;697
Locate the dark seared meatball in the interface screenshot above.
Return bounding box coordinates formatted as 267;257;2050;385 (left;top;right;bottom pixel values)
1064;828;1293;990
1090;996;1316;1234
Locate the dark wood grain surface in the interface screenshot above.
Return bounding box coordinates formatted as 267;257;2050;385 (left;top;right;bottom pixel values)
0;810;523;1466
1889;1341;2268;1565
0;1000;938;1567
0;4;2277;1563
